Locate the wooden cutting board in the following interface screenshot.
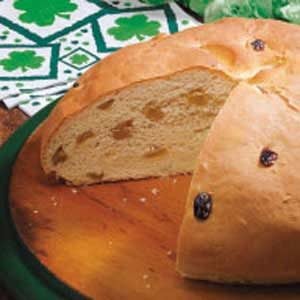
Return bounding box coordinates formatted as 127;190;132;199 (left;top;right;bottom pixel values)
9;127;300;300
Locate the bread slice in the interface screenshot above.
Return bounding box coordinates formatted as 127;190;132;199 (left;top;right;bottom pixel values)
41;18;300;185
177;82;300;284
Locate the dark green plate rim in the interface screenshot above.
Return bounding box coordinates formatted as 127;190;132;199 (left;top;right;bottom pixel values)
0;101;88;300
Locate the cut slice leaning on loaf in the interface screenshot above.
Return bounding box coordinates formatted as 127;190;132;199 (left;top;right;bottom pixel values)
40;18;300;283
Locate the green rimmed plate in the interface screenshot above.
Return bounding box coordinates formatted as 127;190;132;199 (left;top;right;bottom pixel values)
0;101;86;300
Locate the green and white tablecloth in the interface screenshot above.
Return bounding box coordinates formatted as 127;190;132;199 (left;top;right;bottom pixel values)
0;0;200;116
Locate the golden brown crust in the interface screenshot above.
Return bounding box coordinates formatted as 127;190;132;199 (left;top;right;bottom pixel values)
40;18;300;282
177;83;300;283
41;18;300;173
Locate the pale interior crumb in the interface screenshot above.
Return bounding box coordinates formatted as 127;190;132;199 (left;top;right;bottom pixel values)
44;69;235;185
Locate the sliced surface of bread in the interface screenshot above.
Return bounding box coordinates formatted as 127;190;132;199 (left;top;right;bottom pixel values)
43;69;235;184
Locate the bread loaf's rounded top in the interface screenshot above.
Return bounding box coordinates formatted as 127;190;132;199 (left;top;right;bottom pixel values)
41;17;300;160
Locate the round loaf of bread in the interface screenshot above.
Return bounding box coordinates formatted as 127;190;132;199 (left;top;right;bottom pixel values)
39;18;300;283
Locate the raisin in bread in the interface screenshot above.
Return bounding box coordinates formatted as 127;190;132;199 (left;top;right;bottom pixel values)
41;18;299;185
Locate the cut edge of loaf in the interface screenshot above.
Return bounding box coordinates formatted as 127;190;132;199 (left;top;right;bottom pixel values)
41;67;236;185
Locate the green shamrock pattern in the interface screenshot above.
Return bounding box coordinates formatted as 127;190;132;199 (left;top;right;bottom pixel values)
0;50;45;72
107;14;161;41
70;54;90;65
13;0;78;27
0;0;196;115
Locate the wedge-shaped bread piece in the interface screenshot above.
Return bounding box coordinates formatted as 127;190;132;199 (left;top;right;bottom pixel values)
40;18;300;185
177;83;300;284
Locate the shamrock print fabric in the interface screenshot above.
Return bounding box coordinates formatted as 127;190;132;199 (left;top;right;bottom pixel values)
107;14;161;41
0;50;45;72
14;0;79;27
0;0;200;116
